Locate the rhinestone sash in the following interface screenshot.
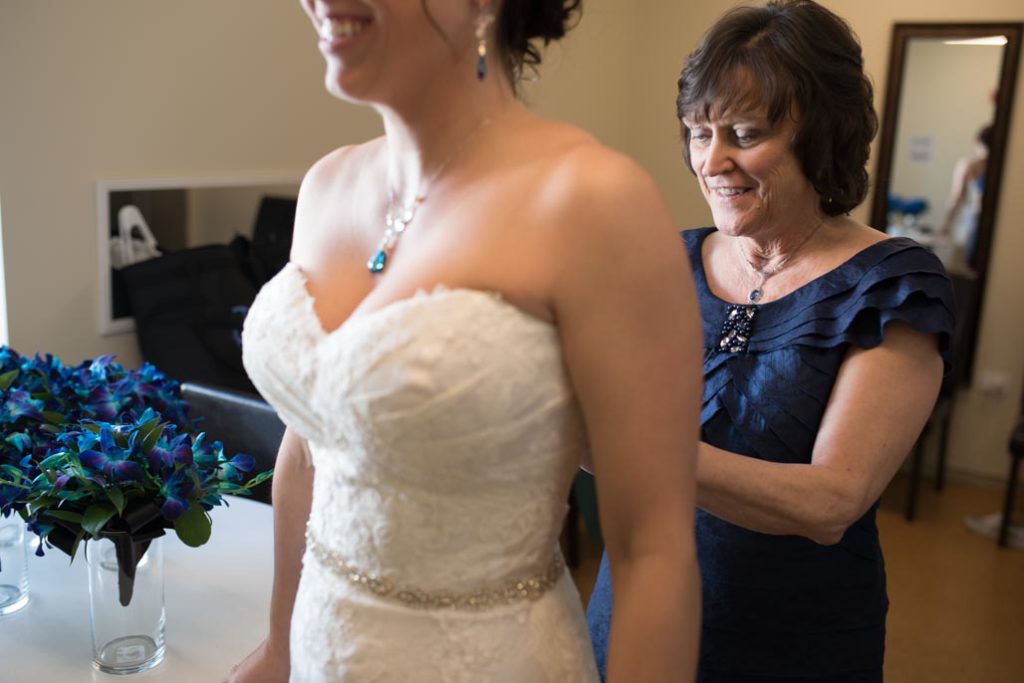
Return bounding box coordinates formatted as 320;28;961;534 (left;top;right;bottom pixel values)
305;528;566;611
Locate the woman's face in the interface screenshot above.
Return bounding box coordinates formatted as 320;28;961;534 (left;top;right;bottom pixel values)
683;106;820;239
300;0;477;104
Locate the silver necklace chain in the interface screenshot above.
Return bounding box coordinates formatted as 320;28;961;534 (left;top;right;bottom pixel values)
740;220;824;303
367;116;495;273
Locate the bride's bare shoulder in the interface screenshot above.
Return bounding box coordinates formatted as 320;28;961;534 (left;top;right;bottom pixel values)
289;138;385;260
525;121;671;234
301;137;385;194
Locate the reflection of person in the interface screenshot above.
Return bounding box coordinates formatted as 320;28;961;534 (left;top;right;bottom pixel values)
939;124;991;269
586;2;954;682
227;1;703;682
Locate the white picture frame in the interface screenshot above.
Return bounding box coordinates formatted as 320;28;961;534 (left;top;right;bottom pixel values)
97;173;302;336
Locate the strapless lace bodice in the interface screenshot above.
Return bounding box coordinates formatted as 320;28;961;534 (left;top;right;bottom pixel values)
241;263;598;682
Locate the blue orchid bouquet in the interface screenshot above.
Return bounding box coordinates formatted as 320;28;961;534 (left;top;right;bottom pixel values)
0;347;272;602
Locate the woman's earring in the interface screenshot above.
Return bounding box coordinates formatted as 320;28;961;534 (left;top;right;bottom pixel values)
475;4;495;81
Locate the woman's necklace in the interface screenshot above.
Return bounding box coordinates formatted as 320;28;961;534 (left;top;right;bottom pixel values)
740;220;824;303
711;220;825;357
367;116;494;274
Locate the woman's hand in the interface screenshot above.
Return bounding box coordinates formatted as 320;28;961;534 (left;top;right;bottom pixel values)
223;639;289;683
224;426;312;683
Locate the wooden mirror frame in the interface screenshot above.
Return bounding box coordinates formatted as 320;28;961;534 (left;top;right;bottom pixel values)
870;22;1023;383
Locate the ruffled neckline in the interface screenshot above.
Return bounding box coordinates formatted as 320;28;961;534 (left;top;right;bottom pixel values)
684;227;954;366
685;226;917;310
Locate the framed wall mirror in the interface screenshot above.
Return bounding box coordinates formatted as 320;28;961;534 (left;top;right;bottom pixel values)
870;23;1022;383
97;175;301;336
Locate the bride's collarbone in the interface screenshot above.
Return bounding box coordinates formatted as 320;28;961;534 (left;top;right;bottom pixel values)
292;194;560;330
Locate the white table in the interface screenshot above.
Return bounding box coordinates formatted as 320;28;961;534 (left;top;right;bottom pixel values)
0;497;273;682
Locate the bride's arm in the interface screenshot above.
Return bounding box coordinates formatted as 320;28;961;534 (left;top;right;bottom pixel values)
225;427;314;683
552;147;702;682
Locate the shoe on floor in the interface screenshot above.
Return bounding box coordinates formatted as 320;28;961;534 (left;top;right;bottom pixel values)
964;512;1024;549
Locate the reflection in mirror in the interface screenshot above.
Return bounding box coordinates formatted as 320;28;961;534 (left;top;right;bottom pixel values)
885;37;1002;273
98;177;300;336
872;23;1023;382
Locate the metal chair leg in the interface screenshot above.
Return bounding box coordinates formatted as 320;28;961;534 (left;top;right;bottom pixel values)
906;430;927;522
935;407;952;492
998;453;1021;547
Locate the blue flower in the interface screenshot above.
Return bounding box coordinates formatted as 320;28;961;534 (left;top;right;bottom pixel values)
219;453;256;481
147;431;193;472
77;426;145;482
159;469;196;521
5;432;32;454
83;385;119;421
4;389;44;422
0;345;272;554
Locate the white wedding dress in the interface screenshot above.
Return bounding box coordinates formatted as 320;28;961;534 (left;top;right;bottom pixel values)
241;262;600;682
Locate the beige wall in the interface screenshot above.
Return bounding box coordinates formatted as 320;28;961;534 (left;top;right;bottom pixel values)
1;0;1022;479
187;184;300;246
0;0;382;364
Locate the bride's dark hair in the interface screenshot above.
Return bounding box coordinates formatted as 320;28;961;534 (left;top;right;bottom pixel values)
497;0;582;78
421;0;582;80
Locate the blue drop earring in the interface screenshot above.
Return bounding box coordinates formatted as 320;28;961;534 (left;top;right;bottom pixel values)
475;5;495;81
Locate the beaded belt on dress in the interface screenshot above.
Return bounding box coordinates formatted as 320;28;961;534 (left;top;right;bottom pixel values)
305;528;565;611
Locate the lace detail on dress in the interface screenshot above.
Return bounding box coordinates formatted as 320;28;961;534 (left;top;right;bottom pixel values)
242;263;598;682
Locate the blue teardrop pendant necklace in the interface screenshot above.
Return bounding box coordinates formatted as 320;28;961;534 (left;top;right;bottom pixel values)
711;220;825;356
739;219;825;303
367;116;495;274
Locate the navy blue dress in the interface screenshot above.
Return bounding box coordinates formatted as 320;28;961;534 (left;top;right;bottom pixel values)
586;227;954;682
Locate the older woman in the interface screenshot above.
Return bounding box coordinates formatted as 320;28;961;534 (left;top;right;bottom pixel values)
587;1;953;681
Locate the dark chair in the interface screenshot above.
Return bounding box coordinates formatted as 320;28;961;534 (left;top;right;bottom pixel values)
905;272;978;521
998;415;1024;547
181;382;286;505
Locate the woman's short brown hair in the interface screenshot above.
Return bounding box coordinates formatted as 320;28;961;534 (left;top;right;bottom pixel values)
677;0;877;216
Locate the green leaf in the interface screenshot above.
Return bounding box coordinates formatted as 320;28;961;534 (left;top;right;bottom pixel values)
38;452;68;469
45;509;84;523
1;464;24;481
68;531;85;564
81;504;117;537
173;504;212;547
0;369;19;390
139;420;164;454
243;470;275;489
105;487;126;515
42;410;66;425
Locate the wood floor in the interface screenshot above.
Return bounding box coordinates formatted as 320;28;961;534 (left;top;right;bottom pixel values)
569;475;1024;682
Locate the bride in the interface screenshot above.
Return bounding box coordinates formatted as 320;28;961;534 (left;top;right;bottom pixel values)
228;1;702;681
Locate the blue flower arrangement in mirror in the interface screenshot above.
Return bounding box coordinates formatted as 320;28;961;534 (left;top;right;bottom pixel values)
0;346;273;604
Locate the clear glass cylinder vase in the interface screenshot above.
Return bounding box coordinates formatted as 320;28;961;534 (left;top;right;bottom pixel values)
87;537;166;674
0;516;30;616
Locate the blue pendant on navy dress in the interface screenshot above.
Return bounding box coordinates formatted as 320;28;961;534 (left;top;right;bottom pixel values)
368;250;387;273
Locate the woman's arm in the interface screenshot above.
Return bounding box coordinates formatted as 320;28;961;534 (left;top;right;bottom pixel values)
938;157;973;236
696;321;943;545
552;148;702;682
225;427;314;683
